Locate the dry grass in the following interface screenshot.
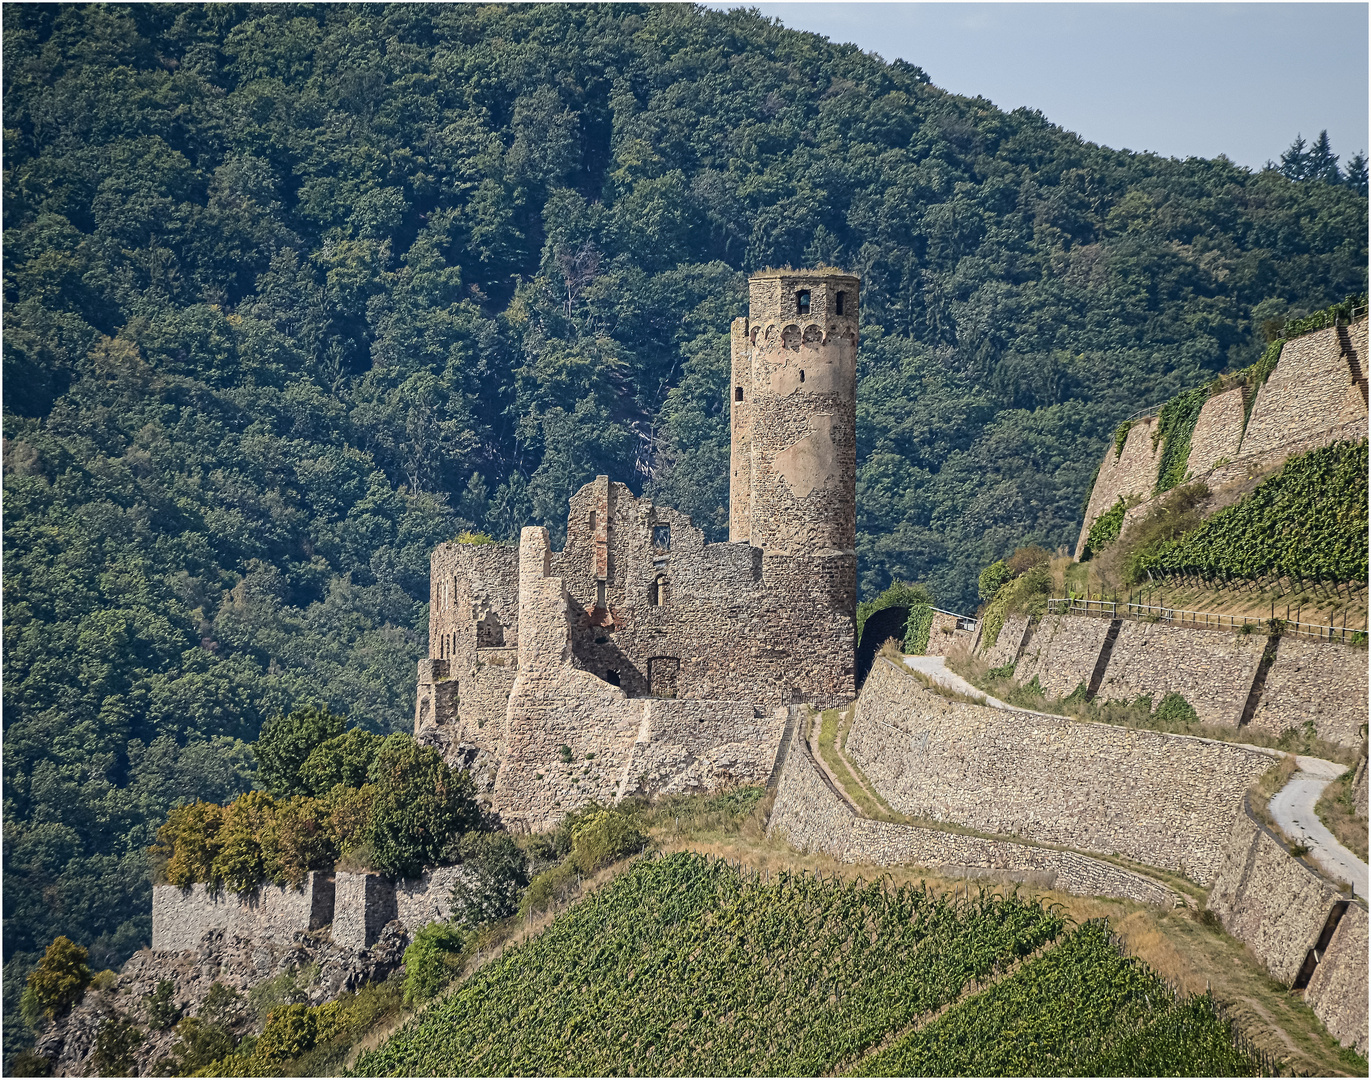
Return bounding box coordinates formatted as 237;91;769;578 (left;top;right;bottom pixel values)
1315;767;1369;862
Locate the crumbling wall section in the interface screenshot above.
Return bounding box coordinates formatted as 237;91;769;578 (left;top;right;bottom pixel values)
332;872;396;950
767;728;1180;906
1206;801;1343;984
1246;638;1369;749
845;660;1273;884
1015;613;1113;699
1305;902;1369;1055
1076;417;1161;559
1096;622;1266;728
924;612;973;658
151;873;334;952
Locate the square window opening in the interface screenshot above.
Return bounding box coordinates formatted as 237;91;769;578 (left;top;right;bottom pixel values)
652;525;671;550
735;386;744;402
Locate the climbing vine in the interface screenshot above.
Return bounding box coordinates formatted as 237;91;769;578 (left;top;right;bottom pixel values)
1152;387;1210;495
1081;498;1127;560
903;603;934;655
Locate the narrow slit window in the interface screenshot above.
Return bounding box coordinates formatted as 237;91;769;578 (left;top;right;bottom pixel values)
799;370;805;383
735;386;744;402
596;580;606;608
835;291;846;315
796;290;811;315
589;510;597;531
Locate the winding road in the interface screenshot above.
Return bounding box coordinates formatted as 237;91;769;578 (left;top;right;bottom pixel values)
902;654;1369;897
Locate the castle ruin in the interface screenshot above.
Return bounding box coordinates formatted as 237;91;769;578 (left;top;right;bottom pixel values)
415;270;861;829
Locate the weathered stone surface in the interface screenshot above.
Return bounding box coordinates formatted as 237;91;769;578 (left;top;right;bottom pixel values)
1015;613;1113;699
1097;621;1266;728
924;611;975;658
846;660;1273;884
767;722;1181;906
1184;387;1246;478
1305;902;1369;1055
1206;800;1345;985
1354;756;1368;819
34;922;409;1077
981;614;1031;670
1076;417;1161;559
1247;637;1369;749
332;871;396;950
1239;322;1367;466
151;872;334;952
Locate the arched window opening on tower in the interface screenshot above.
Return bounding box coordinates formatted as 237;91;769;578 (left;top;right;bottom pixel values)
735;386;744;401
649;573;670;607
835;291;846;315
796;290;811;315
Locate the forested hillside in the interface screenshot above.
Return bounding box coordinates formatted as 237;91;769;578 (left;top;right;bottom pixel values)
3;0;1366;1014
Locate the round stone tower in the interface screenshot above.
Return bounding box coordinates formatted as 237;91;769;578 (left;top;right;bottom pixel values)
730;269;859;556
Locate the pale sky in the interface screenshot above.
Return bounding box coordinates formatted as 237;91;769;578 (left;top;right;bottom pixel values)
705;3;1369;171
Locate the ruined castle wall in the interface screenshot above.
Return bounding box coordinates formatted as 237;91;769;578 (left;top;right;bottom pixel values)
1206;801;1343;985
1305;902;1369;1055
617;699;786;801
923;612;973;658
1184;387;1246;478
845;660;1273;884
1015;614;1113;699
981;614;1032;670
1075;417;1161;559
151;873;334;952
1238;323;1367;466
729;316;753;543
331;872;395;950
1095;622;1266;728
395;866;471;929
1246;638;1369;749
767;725;1180;906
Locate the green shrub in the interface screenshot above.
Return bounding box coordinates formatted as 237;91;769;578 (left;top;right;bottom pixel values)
164;1015;237;1075
450;832;530;931
857;582;934;643
94;1015;143;1076
367;734;481;879
988;663;1015;679
299;728;383;796
143;979;182;1031
978;560;1011;601
7;1050;53;1076
1153;693;1199;725
254;1003;320;1066
1152;386;1210;494
1119;482;1210;586
23;937;91;1024
255;704;347;798
520;861;580;916
1081;497;1126;561
903;603;934;655
402;922;471;1008
569;808;648;874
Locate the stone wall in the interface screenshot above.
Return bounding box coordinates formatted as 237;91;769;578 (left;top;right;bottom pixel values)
1184;387;1246;478
1076;417;1161;559
1095;622;1266;728
151;873;334;952
845;660;1274;884
1015;613;1114;699
395;865;471;929
332;872;396;950
1206;800;1344;985
1305;902;1369;1055
924;611;974;658
1354;757;1368;819
1238;322;1367;467
981;614;1032;670
1246;638;1369;749
767;725;1181;906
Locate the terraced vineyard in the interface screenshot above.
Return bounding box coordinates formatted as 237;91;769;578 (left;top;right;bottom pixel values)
352;854;1269;1077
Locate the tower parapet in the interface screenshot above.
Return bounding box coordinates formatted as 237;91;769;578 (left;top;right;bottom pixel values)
730;270;860;556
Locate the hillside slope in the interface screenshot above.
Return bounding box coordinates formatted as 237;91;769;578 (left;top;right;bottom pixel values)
2;1;1366;1024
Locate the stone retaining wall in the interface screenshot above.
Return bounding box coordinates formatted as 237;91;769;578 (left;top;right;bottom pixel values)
1205;801;1343;984
1015;614;1113;699
846;660;1273;885
1184;387;1246;478
151;872;334;952
1076;417;1162;559
1095;622;1266;728
981;614;1031;670
1305;902;1369;1055
332;872;396;950
767;726;1180;906
1247;638;1369;749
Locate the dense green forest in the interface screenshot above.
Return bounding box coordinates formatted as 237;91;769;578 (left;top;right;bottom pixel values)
2;0;1366;1037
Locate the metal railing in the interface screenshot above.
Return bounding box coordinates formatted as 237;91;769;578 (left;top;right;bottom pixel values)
1047;597;1367;643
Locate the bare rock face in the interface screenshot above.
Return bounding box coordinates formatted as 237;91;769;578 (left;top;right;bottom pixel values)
32;921;409;1077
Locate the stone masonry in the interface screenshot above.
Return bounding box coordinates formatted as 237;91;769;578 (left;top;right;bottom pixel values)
1183;386;1246;478
845;659;1274;885
1304;903;1369;1055
417;270;860;830
981;614;1032;670
767;727;1181;907
1246;637;1370;748
1014;613;1114;699
1095;621;1267;728
1075;417;1161;559
1205;799;1347;984
151;872;334;952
